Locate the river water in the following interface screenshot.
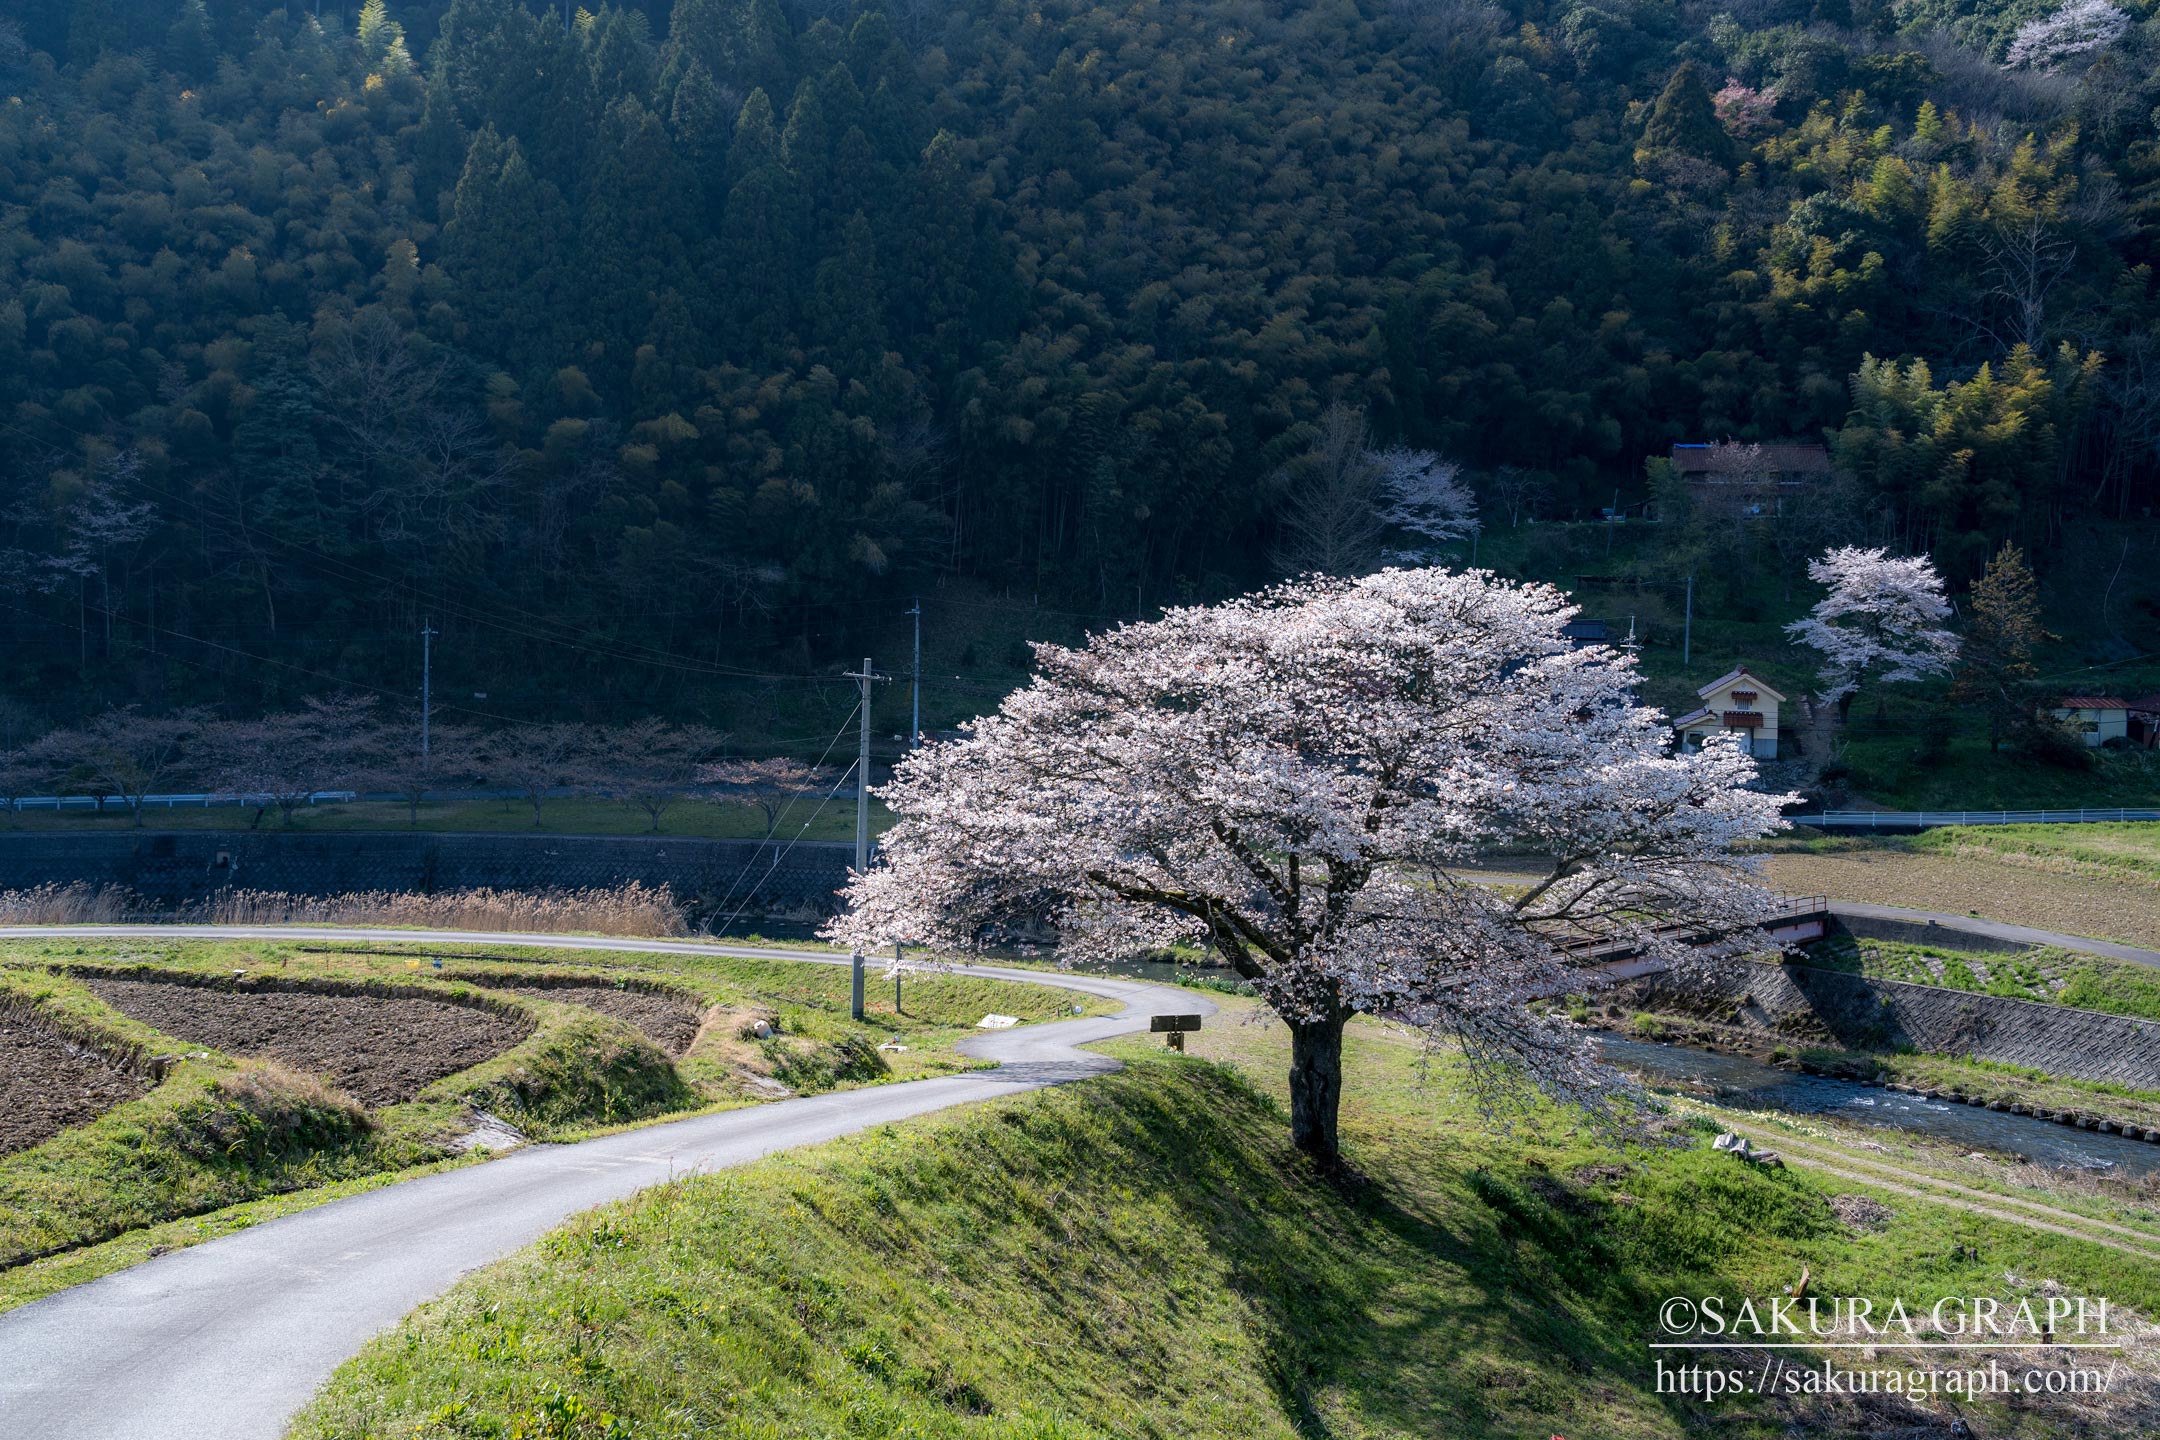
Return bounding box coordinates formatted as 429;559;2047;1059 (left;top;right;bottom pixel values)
1596;1033;2160;1177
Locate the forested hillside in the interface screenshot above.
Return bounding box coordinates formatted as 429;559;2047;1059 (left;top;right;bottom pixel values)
2;0;2157;720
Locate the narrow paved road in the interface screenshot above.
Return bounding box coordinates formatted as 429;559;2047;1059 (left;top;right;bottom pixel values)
0;927;1213;1440
1826;901;2160;969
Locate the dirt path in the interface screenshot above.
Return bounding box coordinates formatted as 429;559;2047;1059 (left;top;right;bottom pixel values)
1714;1116;2160;1263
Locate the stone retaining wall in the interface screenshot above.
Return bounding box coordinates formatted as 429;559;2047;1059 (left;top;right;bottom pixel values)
0;832;861;918
1633;960;2160;1088
1837;913;2031;955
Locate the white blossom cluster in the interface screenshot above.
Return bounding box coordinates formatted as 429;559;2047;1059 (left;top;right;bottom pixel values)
1372;446;1480;557
827;567;1793;1117
1784;546;1959;705
2006;0;2129;70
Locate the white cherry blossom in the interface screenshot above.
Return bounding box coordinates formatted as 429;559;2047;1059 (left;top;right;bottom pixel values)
1784;546;1958;719
827;568;1792;1164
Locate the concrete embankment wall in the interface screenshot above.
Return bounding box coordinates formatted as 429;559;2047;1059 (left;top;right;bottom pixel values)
1633;960;2160;1088
0;831;861;917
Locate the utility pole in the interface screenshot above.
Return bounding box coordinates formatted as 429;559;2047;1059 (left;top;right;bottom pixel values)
906;599;922;749
842;656;881;1020
1682;575;1694;668
420;618;438;759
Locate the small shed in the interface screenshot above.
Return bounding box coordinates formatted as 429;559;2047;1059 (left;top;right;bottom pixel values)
1674;667;1785;759
2128;696;2160;750
2052;697;2131;747
1561;617;1610;648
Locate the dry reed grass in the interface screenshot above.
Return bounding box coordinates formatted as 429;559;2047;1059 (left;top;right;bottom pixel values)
0;881;688;937
0;883;138;924
196;883;689;937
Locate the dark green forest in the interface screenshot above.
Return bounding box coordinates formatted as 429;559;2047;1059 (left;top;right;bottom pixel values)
3;0;2158;725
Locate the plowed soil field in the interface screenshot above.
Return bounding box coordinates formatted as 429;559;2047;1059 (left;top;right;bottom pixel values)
80;978;530;1107
0;1017;150;1153
493;984;701;1054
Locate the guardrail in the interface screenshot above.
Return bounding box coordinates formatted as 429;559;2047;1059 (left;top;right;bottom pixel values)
6;791;358;812
1792;809;2160;830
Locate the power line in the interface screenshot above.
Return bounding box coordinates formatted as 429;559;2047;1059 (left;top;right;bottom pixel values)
705;700;865;933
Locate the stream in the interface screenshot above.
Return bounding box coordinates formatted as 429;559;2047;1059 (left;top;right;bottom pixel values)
1596;1033;2160;1177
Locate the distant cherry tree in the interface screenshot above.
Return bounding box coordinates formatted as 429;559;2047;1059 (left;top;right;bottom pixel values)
483;723;598;828
1273;407;1475;574
366;718;481;827
1712;79;1777;135
601;720;729;833
1785;546;1959;721
30;707;205;826
206;697;380;828
1373;447;1480;557
827;569;1789;1165
2006;0;2128;69
700;757;833;836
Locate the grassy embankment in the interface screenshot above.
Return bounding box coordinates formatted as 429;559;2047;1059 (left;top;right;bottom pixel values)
0;794;898;839
1807;933;2160;1021
294;995;2159;1440
0;938;1107;1312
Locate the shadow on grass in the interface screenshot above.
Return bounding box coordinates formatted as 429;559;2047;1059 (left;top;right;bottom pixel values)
1075;1059;1839;1438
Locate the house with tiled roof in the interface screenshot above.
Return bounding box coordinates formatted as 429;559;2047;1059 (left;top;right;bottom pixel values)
1674;666;1784;759
2050;696;2131;747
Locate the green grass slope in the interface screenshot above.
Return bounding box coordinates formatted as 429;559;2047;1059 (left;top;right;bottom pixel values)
293;1017;2159;1440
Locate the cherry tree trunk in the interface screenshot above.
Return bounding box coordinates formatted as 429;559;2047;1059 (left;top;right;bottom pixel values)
1288;1011;1347;1165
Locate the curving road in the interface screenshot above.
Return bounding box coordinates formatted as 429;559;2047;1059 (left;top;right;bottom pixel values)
0;927;1214;1440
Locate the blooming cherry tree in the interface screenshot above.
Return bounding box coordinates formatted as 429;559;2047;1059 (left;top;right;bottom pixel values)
700;756;834;835
1711;79;1777;136
2006;0;2128;70
1373;447;1480;557
1784;546;1959;721
827;568;1790;1164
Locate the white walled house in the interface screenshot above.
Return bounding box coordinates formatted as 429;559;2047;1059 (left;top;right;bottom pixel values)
1675;667;1784;759
2050;697;2130;747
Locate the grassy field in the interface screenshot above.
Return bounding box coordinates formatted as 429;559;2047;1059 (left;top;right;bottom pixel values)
1908;822;2160;887
293;998;2159;1440
0;794;897;840
1761;847;2160;950
0;938;1104;1310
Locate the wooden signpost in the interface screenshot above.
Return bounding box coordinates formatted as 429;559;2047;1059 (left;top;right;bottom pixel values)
1150;1013;1202;1051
